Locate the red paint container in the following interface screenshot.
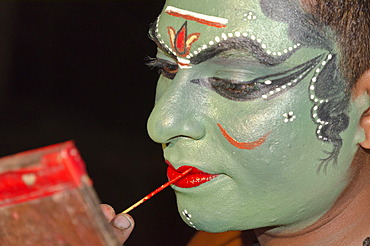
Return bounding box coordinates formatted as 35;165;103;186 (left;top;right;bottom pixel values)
0;141;119;246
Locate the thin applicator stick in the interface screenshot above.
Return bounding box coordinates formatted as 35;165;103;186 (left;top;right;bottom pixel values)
120;167;192;214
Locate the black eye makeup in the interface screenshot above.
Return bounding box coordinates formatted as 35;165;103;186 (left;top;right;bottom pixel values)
146;58;179;80
190;54;324;101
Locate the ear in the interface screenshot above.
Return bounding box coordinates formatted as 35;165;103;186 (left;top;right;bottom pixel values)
354;69;370;149
360;108;370;149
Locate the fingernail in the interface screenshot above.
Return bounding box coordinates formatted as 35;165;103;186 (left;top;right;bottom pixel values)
113;214;131;229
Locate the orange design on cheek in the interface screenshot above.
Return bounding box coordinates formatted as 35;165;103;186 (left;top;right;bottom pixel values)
217;124;269;150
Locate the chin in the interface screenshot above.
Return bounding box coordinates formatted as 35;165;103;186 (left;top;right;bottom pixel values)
176;205;260;233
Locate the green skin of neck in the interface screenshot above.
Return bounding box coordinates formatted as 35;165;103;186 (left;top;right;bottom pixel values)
147;0;369;233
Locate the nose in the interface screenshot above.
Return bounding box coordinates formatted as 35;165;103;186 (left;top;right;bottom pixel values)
147;76;206;144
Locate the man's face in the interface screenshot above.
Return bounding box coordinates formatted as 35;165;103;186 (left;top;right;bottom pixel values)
147;0;368;232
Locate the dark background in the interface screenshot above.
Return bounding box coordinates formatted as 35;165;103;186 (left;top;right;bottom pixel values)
0;1;195;245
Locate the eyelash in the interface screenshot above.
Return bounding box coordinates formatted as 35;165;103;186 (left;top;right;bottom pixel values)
209;78;261;98
146;57;178;80
191;55;323;101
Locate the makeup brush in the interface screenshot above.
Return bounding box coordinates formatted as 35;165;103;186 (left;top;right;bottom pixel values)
120;167;192;214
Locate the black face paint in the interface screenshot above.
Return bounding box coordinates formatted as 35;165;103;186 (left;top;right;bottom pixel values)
259;0;350;170
191;55;323;101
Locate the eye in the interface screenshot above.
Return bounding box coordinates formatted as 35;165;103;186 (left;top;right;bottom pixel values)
190;54;324;101
209;78;261;99
146;58;179;80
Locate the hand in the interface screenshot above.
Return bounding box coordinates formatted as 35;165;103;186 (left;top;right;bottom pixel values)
100;204;135;245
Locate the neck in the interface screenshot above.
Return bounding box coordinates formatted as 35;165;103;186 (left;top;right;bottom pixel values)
254;147;370;246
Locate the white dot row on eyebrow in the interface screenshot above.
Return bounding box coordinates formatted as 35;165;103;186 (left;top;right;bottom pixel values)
309;53;333;141
184;31;301;59
155;17;300;63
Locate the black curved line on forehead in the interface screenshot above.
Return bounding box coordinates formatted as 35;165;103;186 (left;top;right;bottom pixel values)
190;37;298;66
260;0;332;51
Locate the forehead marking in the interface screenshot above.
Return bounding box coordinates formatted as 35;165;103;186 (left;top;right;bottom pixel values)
165;6;228;28
155;18;301;68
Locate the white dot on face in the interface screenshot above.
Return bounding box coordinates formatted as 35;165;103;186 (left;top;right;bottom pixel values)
261;44;267;49
284;49;288;53
267;50;272;54
269;91;274;95
202;44;207;49
276;88;281;92
310;85;315;90
257;38;262;43
262;95;268;99
282;85;287;89
222;33;227;40
310;95;315;99
235;31;241;37
313;113;317;118
215;36;221;42
288;47;293;51
322;61;327;66
328;54;333;60
264;80;272;85
293;45;297;49
186;55;191;59
272;52;277;55
288;111;293;116
251;35;256;40
316;68;321;73
277;52;282;56
242;32;248;37
209;41;214;45
253;16;257;19
247;15;252;20
312;77;317;82
313;106;318;110
228;33;233;37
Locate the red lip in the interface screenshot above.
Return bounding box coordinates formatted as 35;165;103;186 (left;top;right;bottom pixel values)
166;161;219;188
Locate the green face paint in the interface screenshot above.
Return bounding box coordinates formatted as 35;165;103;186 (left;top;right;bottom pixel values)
147;0;369;233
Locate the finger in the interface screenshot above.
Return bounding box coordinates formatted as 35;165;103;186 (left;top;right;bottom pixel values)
110;213;135;244
100;204;116;221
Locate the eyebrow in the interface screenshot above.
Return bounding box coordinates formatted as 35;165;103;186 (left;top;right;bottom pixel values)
190;37;298;66
148;22;299;67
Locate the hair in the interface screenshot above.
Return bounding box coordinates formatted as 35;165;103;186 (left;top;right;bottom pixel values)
302;0;370;88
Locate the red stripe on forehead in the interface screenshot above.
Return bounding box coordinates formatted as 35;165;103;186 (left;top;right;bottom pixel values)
165;6;228;28
166;11;227;28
